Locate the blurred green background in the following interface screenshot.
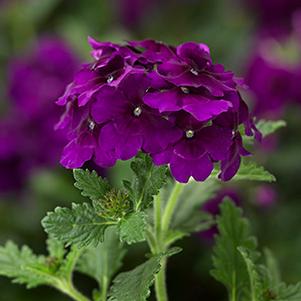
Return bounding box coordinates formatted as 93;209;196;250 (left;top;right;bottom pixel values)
0;0;301;300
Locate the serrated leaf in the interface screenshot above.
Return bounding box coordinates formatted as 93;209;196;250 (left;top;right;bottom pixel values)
42;203;112;247
119;212;146;244
274;282;301;301
46;237;66;260
129;154;167;210
256;120;286;138
57;247;81;280
264;248;281;289
73;169;111;202
77;227;126;288
108;255;162;301
171;180;218;233
238;247;264;301
233;161;276;182
0;241;56;289
211;200;258;300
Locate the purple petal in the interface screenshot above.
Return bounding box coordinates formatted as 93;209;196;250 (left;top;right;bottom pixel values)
174;138;206;160
119;71;151;101
198;126;233;160
143;89;183;112
142;114;182;153
170;153;213;183
91;86;127;124
183;95;232;121
60;133;95;168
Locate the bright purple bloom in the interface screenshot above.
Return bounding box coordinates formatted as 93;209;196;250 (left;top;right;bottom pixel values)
58;38;256;183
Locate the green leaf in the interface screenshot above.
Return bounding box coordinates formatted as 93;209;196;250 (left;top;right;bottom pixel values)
46;237;66;260
73;169;111;202
170;180;218;233
211;200;258;300
233;161;276;182
264;248;281;289
129;154;168;210
238;247;264;301
274;282;301;301
0;241;56;289
57;247;81;280
42;202;112;247
256;120;286;138
108;255;162;301
119;212;147;244
77;227;126;287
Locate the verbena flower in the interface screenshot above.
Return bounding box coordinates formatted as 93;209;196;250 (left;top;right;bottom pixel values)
0;38;78;194
248;0;301;38
245;38;301;119
58;38;257;183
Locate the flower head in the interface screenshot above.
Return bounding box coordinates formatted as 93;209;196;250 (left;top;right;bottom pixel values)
1;38;79;194
58;37;257;183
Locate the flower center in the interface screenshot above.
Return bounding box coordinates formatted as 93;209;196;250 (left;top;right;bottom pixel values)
181;87;190;94
107;75;114;83
133;106;142;117
190;68;199;76
185;130;194;139
88;120;96;131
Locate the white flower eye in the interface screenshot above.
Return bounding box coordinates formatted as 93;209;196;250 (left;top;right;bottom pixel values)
185;130;194;138
107;75;114;83
133;106;142;117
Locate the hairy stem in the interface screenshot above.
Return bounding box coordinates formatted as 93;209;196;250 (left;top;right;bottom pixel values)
154;193;162;250
152;182;184;301
155;258;168;301
100;276;109;301
161;182;184;232
58;280;90;301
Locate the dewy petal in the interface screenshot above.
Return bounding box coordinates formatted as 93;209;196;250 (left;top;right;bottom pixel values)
182;94;232;121
60;133;95;168
170;153;213;183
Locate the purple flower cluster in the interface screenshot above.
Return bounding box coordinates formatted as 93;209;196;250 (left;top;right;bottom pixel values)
0;38;78;194
58;37;257;183
248;0;301;38
245;39;301;118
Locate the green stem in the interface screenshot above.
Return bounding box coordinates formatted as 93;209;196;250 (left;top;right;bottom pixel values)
230;272;237;301
58;280;90;301
100;277;109;301
154;193;162;250
155;258;168;301
161;182;184;232
152;182;184;301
